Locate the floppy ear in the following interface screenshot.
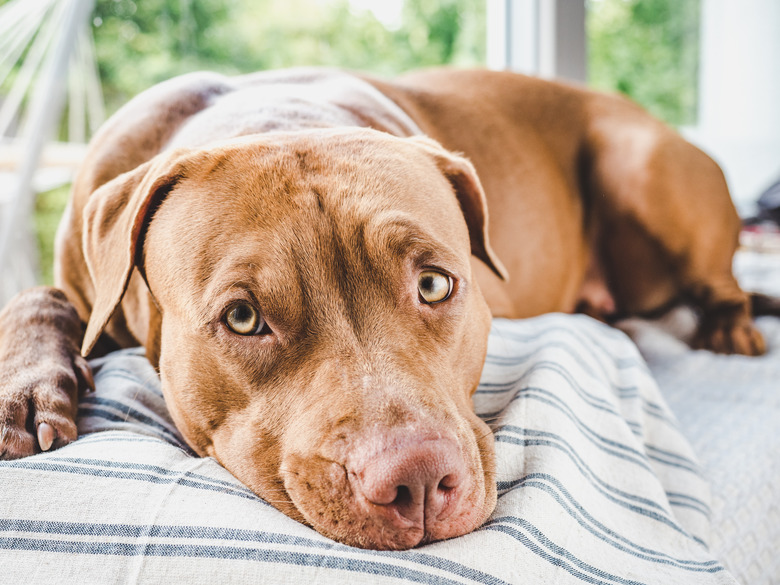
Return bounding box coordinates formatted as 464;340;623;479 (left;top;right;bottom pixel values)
410;137;508;280
80;151;189;356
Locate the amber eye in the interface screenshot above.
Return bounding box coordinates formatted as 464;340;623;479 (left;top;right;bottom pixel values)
225;302;264;335
418;270;453;304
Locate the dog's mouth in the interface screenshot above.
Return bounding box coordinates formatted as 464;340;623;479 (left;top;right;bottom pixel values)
278;423;496;550
160;345;497;550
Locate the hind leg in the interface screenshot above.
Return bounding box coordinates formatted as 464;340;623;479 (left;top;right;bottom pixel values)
666;164;764;355
589;114;764;355
685;268;765;355
606;202;765;355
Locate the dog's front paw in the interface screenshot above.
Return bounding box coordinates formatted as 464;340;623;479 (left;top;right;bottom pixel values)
0;359;90;458
692;314;766;356
0;287;93;459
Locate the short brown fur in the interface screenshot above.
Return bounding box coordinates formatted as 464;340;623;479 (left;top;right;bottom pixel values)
0;68;767;550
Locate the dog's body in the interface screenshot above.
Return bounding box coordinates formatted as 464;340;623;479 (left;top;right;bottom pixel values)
0;68;767;549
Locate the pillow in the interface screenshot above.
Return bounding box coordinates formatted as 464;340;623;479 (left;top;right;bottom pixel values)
0;314;737;584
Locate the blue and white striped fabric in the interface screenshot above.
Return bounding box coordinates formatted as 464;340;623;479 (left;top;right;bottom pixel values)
0;314;740;584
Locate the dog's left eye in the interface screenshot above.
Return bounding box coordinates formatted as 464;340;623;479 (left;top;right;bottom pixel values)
418;270;453;304
225;302;266;335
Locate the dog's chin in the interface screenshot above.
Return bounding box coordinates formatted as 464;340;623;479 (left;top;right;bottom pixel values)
286;491;495;550
312;500;493;551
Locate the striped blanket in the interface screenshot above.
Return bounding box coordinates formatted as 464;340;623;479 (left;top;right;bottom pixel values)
626;311;780;585
0;314;743;584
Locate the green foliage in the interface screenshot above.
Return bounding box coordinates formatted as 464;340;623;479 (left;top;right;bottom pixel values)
587;0;701;126
91;0;232;108
90;0;485;115
33;183;70;286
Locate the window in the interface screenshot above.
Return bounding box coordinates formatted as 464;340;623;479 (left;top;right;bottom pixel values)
488;0;780;214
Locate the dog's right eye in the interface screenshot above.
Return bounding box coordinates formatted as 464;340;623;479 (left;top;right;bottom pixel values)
418;270;453;304
225;302;265;335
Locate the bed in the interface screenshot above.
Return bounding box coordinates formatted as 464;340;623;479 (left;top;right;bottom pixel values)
1;248;778;584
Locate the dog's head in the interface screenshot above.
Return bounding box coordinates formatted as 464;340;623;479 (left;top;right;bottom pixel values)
81;128;506;549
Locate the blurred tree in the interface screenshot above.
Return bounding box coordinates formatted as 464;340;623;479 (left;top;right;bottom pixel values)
395;0;485;69
1;0;698;125
587;0;701;126
87;0;485;114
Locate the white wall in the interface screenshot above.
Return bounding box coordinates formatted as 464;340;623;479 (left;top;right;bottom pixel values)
683;0;780;214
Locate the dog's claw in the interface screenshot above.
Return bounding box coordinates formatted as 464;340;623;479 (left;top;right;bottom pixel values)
37;422;55;451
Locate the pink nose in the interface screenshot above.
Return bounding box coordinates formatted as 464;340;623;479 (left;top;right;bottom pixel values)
356;438;466;528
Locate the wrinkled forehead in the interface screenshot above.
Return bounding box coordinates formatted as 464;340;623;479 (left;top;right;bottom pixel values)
144;132;472;301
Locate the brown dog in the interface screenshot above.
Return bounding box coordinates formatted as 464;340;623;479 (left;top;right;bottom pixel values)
0;68;768;550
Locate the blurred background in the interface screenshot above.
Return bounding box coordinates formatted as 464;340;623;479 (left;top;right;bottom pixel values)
0;0;778;300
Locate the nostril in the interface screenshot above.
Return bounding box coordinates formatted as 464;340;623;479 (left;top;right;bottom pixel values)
355;437;467;525
335;434;479;547
438;473;459;492
393;485;412;507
